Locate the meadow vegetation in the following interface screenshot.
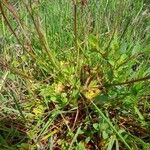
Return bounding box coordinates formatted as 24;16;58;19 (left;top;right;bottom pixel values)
0;0;150;149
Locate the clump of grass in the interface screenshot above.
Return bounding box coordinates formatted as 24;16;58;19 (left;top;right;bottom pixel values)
0;0;150;149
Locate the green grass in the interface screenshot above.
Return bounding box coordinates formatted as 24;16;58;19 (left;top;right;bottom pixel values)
0;0;150;149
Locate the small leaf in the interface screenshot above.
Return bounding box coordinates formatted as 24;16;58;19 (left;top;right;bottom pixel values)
18;143;30;150
88;35;99;49
76;142;85;150
102;131;108;139
100;122;109;131
85;137;91;143
134;106;145;121
107;136;115;150
95;94;109;102
83;88;101;100
32;104;44;116
93;123;99;130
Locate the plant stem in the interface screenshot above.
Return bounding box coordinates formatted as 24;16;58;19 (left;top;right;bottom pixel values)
108;75;150;87
0;2;35;59
73;0;78;51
